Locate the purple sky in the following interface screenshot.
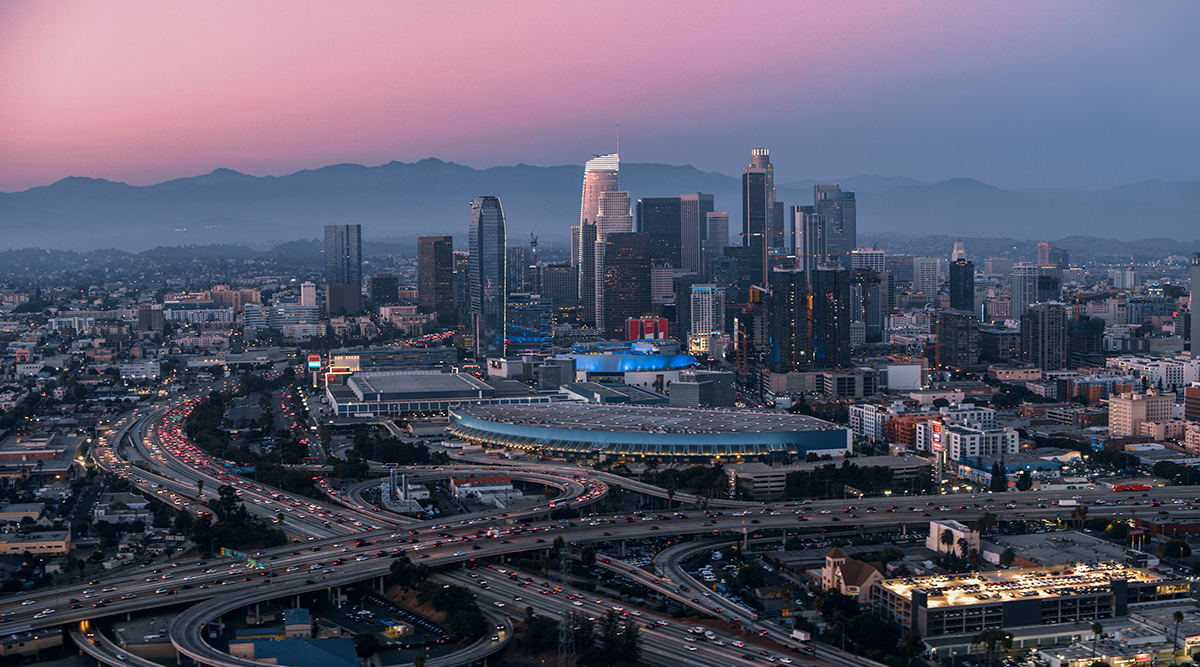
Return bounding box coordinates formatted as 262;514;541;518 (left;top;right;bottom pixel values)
1;1;1196;191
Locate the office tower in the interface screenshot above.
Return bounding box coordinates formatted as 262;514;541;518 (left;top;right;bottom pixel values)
985;258;1013;277
742;148;775;287
702;211;730;279
540;263;578;303
591;190;634;326
913;257;941;294
1037;241;1053;267
506;293;553;354
679;193;715;275
637;197;682;268
577;222;598;323
936;309;980;369
952;239;967;262
468;196;507;359
1068;316;1105;368
814;184;856;267
1021;302;1068;371
849;269;883;343
724;246;760;304
579;153;620;226
809;265;852;369
650;263;675;303
1192;253;1200;350
324;224;362;285
769;268;809;372
299;282;317;308
949;259;975;313
792;205;826;278
602;232;651;339
1009;263;1039;318
324;223;363;315
370;273;400;306
418;235;455;325
507;246;533;293
886;255;914;284
770;200;786;250
1036;274;1061;304
453;251;470;337
540;357;577;390
850;248;886;272
690;284;726;340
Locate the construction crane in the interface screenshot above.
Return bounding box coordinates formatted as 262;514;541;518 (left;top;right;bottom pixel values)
529;203;551;260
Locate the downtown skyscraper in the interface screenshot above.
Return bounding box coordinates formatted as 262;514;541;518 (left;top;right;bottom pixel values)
418;235;455;325
815;184;856;267
324;223;362;315
469;196;507;359
741;148;775;289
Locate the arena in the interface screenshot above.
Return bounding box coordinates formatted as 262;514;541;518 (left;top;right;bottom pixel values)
446;403;851;462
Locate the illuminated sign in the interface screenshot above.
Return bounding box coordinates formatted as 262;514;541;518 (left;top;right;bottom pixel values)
931;421;942;452
307;354;321;369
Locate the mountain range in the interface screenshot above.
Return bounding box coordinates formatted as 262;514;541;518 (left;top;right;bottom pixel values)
1;159;1197;251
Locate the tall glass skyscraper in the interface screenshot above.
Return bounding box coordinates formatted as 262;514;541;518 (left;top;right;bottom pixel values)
742;148;774;287
469;196;507;359
601;232;651;339
324;224;362;285
679;193;715;275
574;153;620;267
949;258;976;314
418;235;455;325
815;184;856;268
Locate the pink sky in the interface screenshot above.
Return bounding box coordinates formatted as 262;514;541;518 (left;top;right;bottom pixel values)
0;1;1192;190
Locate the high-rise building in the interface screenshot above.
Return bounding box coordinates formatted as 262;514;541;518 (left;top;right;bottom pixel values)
540;263;578;303
690;284;726;341
370;273;400;306
679;193;715;275
742;148;775;287
936;309;980;369
770;200;786;250
769;268;808;373
674;273;706;342
792;205;826;279
1021;302;1068;371
702;211;730;279
324;224;362;285
418;235;454;325
324;223;363;315
577;222;598;323
949;259;975;313
453;251;470;340
299;282;317;308
850;248;886;272
912;257;941;294
579;153;620;227
815;184;855;267
951;239;967;262
1068;316;1105;368
849;269;883;343
1109;390;1174;437
507;246;533;294
1191;253;1200;350
601;233;651;339
650;263;674;304
636;197;682;269
468;196;507;359
1009;263;1039;318
809;265;851;369
592;190;634;327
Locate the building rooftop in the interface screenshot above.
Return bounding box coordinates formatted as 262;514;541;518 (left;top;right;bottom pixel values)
452;403;842;434
349;372;495;400
878;562;1177;609
987;531;1132;567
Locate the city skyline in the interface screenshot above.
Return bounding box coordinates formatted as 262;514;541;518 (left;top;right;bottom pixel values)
1;2;1197;193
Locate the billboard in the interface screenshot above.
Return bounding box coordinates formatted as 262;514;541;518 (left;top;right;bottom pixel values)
307;353;321;369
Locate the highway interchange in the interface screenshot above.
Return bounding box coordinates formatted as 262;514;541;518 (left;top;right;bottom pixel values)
6;382;1200;667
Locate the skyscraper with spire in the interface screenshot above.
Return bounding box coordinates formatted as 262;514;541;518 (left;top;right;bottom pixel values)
572;151;630;327
573;153;620;269
952;239;967;261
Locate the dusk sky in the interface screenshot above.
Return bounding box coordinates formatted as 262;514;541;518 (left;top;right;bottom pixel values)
1;1;1196;192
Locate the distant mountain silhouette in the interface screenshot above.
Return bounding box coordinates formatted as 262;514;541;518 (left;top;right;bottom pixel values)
1;159;1196;250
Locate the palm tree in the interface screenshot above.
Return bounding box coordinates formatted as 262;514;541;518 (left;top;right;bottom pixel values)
1174;610;1184;650
957;537;970;559
971;628;1012;667
940;529;955;553
1072;504;1089;529
973;512;997;537
1000;547;1016;567
1091;622;1102;661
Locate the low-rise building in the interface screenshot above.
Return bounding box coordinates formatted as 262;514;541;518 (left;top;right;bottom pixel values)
820;547;884;598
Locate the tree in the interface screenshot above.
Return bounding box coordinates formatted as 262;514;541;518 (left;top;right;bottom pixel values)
413;655;426;667
939;529;955;553
1000;547;1016;568
1015;470;1033;491
1174;610;1185;646
353;632;380;658
971;629;1012;667
957;537;969;559
1091;622;1102;662
1071;504;1089;529
973;512;997;537
1157;539;1192;559
989;461;1007;492
898;631;924;667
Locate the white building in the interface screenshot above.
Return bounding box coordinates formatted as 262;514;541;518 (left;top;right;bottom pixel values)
690;284;725;343
1108;390;1175;437
925;519;981;555
1105;356;1200;390
449;475;521;505
117;360;161;380
913;256;941;294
